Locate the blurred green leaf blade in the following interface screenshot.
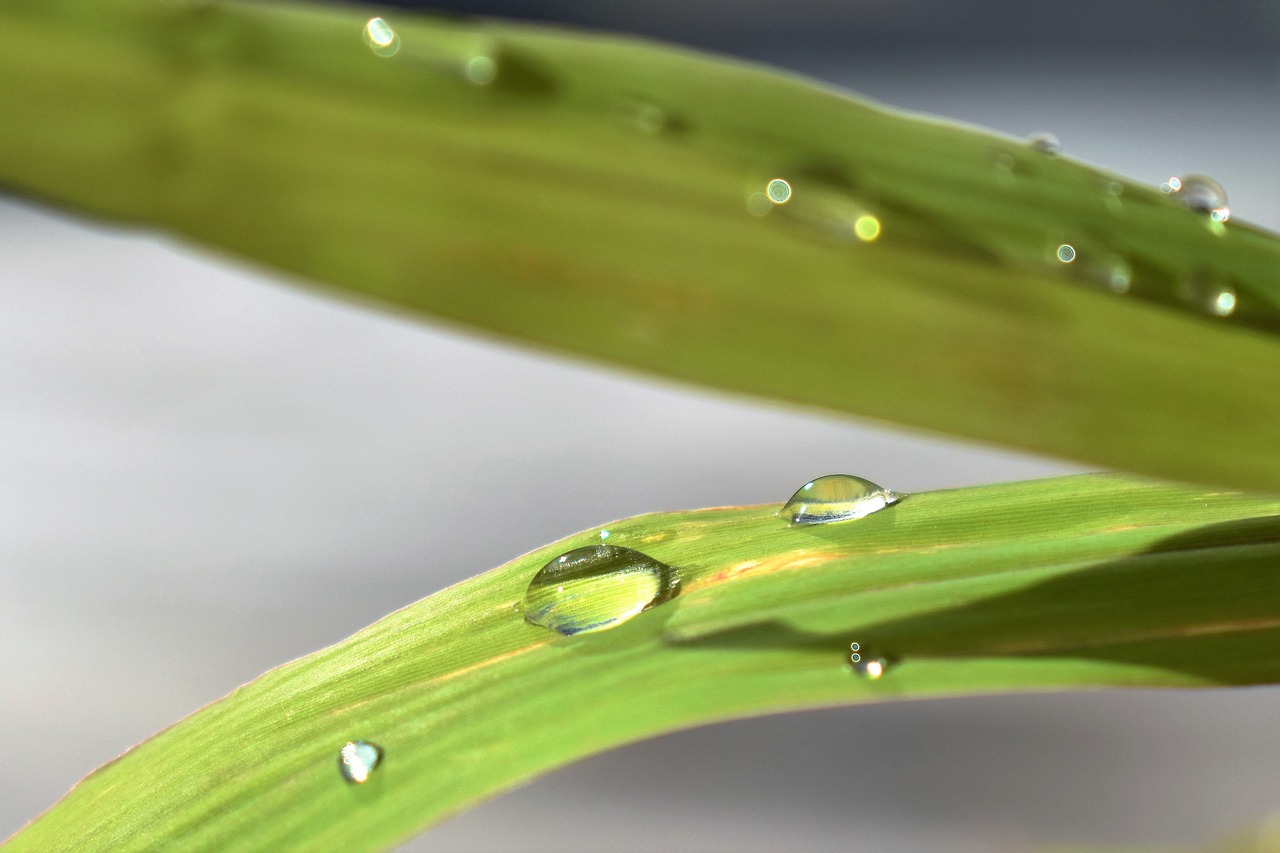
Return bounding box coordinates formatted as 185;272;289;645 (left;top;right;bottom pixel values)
1;1;1279;488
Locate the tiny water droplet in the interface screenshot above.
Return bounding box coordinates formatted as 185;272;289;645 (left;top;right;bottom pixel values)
852;656;887;679
598;528;611;541
363;18;400;57
781;475;899;526
766;179;792;204
523;545;679;636
1028;132;1061;157
1164;174;1230;221
339;740;383;784
1056;243;1076;263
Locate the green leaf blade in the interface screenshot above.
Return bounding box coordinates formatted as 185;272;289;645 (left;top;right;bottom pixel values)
2;1;1279;489
9;474;1280;851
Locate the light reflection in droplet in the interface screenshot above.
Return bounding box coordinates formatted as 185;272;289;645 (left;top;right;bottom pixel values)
1213;289;1238;317
363;18;400;57
1056;244;1076;263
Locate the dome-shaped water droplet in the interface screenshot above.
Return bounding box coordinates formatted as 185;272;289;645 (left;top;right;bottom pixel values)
363;18;400;57
1056;243;1076;264
781;475;899;525
1028;132;1062;157
766;179;792;204
523;545;679;636
339;740;383;784
1163;174;1229;221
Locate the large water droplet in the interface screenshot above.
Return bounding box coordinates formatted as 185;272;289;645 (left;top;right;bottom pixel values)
339;740;383;784
1028;132;1062;157
363;18;400;57
781;475;899;525
1056;243;1077;264
1163;174;1230;221
523;545;679;636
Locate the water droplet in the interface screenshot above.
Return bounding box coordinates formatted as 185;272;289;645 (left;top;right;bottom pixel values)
1163;174;1230;221
1098;255;1133;293
781;475;899;526
598;528;611;541
523;545;679;636
363;18;400;58
766;179;792;204
852;656;887;679
1056;243;1076;263
339;740;383;784
1180;269;1238;317
1028;132;1061;157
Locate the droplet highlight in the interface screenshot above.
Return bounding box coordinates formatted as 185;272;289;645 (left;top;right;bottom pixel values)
523;545;679;636
852;656;887;679
781;475;899;525
339;740;383;784
1163;174;1230;222
363;18;400;57
1056;243;1076;263
766;179;792;204
1028;132;1062;157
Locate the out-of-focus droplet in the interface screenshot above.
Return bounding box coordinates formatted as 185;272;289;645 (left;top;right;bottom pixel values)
766;179;792;204
363;18;400;57
1164;174;1230;223
522;545;679;636
1180;270;1238;317
1028;132;1062;157
781;475;899;526
339;740;383;784
746;192;772;217
852;656;887;679
1098;254;1133;293
1056;243;1076;264
466;51;498;86
853;214;881;242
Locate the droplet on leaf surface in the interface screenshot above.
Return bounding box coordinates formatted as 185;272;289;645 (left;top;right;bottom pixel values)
339;740;383;784
523;545;679;636
781;475;899;525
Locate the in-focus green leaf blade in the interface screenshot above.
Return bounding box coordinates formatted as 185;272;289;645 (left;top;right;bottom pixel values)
9;474;1280;851
1;1;1278;489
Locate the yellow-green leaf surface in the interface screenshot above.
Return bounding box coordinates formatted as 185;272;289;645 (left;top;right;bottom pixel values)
1;1;1278;489
9;475;1280;851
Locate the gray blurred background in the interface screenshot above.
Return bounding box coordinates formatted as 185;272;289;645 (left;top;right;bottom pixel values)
2;1;1278;850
